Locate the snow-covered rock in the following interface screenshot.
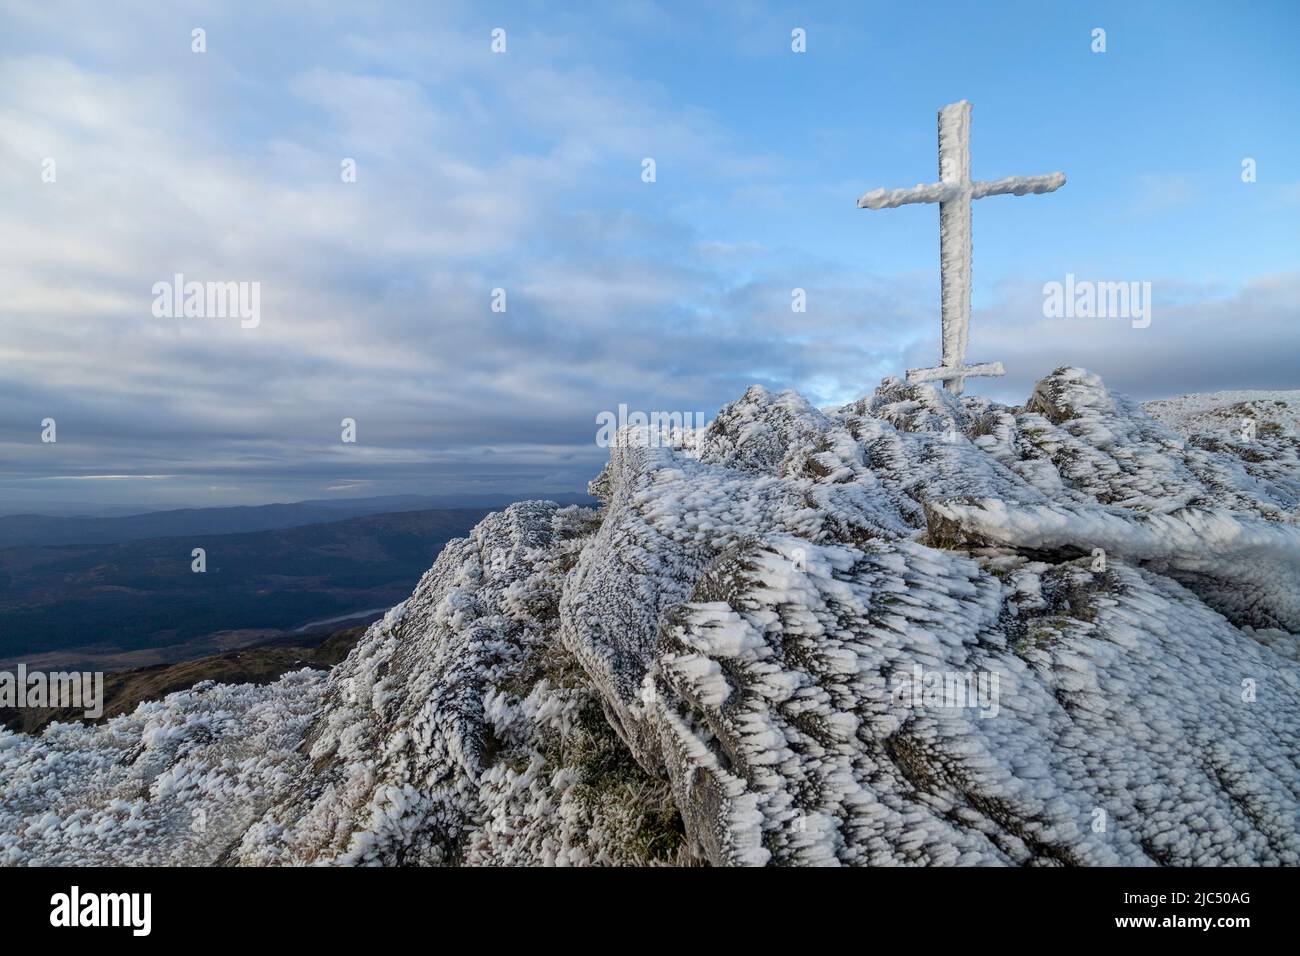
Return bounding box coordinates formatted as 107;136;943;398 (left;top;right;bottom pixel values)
2;368;1297;866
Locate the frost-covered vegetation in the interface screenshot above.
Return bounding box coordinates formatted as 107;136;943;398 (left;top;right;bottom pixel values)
2;368;1297;866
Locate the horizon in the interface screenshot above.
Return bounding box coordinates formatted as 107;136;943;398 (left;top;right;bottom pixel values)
2;0;1297;513
0;487;596;519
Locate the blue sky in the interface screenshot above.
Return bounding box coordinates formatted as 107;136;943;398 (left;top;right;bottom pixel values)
1;0;1297;512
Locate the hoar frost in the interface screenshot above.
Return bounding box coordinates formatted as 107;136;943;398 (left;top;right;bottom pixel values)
1;368;1297;866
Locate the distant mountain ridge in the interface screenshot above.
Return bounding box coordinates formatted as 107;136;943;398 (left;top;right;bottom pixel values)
0;492;595;550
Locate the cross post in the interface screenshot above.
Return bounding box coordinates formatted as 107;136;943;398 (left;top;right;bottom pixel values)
858;101;1065;395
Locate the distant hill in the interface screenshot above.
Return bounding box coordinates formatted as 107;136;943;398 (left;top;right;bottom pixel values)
0;491;595;549
0;507;509;668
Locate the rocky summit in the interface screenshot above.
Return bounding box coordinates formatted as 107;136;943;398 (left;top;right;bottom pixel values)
2;368;1297;866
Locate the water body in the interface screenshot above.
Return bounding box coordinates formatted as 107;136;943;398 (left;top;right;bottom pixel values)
292;606;391;634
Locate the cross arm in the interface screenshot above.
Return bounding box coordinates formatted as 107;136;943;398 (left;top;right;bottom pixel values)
857;181;959;209
970;172;1066;200
906;361;1004;385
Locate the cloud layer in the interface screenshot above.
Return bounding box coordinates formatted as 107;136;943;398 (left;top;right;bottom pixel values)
0;2;1295;512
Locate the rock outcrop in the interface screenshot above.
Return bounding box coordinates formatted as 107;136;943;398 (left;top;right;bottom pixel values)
2;368;1297;866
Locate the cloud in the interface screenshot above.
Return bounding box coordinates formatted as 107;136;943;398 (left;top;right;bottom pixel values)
966;272;1300;402
0;21;788;508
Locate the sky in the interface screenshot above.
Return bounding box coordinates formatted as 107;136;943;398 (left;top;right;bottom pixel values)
1;0;1297;514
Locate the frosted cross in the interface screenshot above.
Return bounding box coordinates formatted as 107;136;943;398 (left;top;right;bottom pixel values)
858;100;1065;395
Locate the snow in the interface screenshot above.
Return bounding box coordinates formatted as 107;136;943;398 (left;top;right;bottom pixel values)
0;367;1296;866
1144;388;1300;437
